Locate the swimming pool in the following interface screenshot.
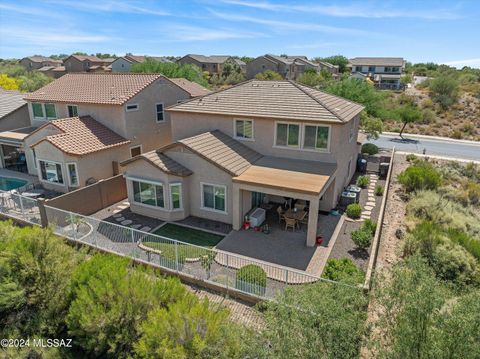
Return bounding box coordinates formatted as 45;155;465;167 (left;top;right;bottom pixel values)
0;177;28;191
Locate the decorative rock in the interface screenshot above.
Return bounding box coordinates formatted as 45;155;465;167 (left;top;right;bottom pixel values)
140;226;151;232
113;213;122;218
117;205;128;210
115;217;125;222
121;220;133;225
131;224;142;229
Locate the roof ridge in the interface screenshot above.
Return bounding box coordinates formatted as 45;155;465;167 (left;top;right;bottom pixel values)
287;80;345;123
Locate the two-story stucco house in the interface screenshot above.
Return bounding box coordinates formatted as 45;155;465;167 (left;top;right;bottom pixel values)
62;55;114;73
20;73;210;192
349;57;406;90
246;54;321;80
177;55;246;75
111;55;172;73
19;56;62;71
121;80;364;246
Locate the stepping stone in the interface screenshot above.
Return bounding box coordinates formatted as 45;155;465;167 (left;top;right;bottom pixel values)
132;224;142;229
366;201;376;206
122;201;129;205
121;220;133;225
362;210;372;215
140;226;151;232
113;210;122;214
113;213;122;218
361;215;370;220
364;205;374;210
115;217;125;222
117;205;128;209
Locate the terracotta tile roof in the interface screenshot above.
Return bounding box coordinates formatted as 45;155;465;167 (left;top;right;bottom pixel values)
28;116;130;156
349;57;405;67
23;56;62;64
182;54;231;64
121;150;192;177
125;55;172;64
169;80;364;123
24;73;162;105
175;130;262;176
0;89;27;119
68;54;104;62
169;78;211;97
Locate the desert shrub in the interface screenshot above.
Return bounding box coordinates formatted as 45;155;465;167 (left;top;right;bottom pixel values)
421;98;434;109
406;153;417;162
406;191;480;236
363;219;377;235
351;227;373;249
403;221;445;261
397;161;441;192
346;203;362;219
255;70;283;80
356;175;369;188
361;143;379;155
452;130;463;139
236;265;267;295
375;185;384;196
421;108;436;124
322;258;365;284
431;243;479;287
447;228;480;261
429;75;459;109
467;181;480;205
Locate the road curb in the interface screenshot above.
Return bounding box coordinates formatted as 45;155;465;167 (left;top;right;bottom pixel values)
381;131;480;145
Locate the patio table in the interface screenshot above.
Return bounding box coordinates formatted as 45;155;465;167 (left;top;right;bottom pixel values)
284;209;306;221
21;189;45;199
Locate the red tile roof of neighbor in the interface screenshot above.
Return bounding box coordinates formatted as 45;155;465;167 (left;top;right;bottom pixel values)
169;78;211;97
28;116;130;156
25;73;162;105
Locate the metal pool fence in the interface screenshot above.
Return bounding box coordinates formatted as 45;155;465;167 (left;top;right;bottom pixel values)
0;189;345;300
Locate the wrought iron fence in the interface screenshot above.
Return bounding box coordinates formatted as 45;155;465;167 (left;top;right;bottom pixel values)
0;189;336;300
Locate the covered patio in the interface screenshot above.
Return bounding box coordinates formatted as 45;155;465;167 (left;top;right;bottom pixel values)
231;156;337;248
0;127;37;173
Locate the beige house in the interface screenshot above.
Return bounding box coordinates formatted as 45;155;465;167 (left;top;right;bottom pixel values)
19;56;62;71
177;55;246;74
18;73;209;192
121;80;364;246
111;55;172;73
62;55;114;73
246;54;321;80
348;57;406;90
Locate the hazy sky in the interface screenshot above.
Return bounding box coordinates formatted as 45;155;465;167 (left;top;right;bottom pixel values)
1;0;479;67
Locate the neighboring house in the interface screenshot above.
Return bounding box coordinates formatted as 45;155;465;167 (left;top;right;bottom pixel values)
121;80;364;246
348;57;406;90
20;73;210;192
246;54;320;80
19;56;62;70
177;55;246;74
317;61;340;77
111;55;172;73
0;90;32;170
62;55;114;73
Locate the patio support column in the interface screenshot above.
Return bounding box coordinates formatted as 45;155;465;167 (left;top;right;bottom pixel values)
306;196;319;247
232;184;242;230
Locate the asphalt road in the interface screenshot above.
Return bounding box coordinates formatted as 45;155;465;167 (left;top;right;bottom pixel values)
366;134;480;161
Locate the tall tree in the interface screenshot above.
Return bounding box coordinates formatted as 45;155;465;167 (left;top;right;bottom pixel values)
396;104;422;139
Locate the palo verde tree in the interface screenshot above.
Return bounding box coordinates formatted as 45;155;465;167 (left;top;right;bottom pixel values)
396;104;422;139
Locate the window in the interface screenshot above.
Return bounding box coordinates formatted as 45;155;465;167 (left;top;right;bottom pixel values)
202;183;226;212
276;123;299;148
32;103;44;119
130;145;142;157
32;149;37;169
368;66;375;72
355;66;362;72
132;180;165;208
347;157;352;179
234;119;253;140
170;183;182;210
392;67;399;72
39;160;64;184
303;125;329;150
44;104;56;119
67;163;79;187
156;103;164;122
126;103;138;112
67;105;78;117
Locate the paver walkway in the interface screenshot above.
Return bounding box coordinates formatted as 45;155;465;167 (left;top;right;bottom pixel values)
361;174;379;220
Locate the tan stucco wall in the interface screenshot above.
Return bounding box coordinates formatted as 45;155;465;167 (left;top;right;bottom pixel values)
24;124;63;175
0;105;30;132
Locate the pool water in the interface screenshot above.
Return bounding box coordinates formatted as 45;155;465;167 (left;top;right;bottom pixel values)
0;177;28;191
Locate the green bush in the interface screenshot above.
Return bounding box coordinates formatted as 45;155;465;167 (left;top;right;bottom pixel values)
428;75;459;109
375;185;384;196
406;153;418;162
236;265;267;295
351;227;373;249
431;243;479;287
403;221;444;261
447;229;480;261
346;203;362;219
361;143;379;155
322;258;365;284
363;219;377;235
398;161;441;192
356;175;369;188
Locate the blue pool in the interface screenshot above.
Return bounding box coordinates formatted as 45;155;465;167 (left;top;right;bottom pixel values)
0;177;28;191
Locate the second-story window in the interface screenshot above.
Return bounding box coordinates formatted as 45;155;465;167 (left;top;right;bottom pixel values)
45;104;56;119
32;103;56;120
368;66;375;72
303;125;329;151
234;119;253;140
156;103;164;122
32;103;44;119
355;66;362;72
67;105;78;117
126;103;139;112
276;123;299;148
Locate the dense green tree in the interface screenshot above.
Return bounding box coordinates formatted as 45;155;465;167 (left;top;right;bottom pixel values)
255;69;283;80
396;104;422;138
131;58;209;87
360;113;383;140
18;71;53;92
244;281;367;359
429;75;459;109
67;254;187;358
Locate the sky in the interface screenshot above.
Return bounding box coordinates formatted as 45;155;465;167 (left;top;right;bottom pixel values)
0;0;479;68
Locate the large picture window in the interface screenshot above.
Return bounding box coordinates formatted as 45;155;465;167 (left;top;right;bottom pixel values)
303;125;329;150
132;180;164;208
234;119;253;140
202;184;226;212
39;160;63;184
170;184;182;209
32;103;56;120
275;123;299;147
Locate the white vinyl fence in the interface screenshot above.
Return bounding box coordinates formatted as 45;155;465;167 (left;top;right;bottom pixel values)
0;190;336;300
